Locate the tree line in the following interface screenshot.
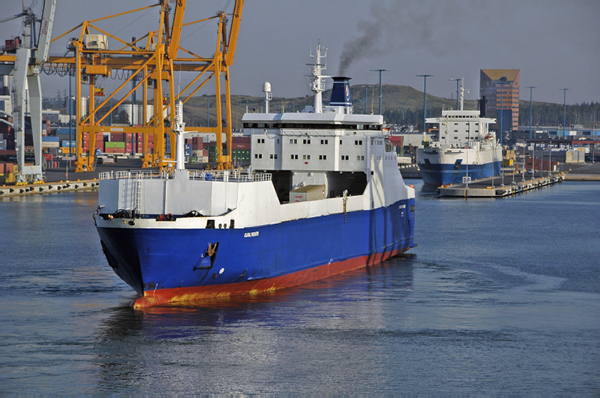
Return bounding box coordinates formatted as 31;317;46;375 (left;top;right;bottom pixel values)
518;101;599;129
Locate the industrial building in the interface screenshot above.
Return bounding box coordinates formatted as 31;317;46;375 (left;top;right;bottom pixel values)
480;69;520;133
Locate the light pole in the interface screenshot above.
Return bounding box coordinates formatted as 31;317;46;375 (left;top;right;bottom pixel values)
417;74;433;134
68;71;72;156
495;78;510;185
526;86;535;175
371;69;388;115
402;102;405;125
450;78;462;110
560;88;569;138
495;78;509;147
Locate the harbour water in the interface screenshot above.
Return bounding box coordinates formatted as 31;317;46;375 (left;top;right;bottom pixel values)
0;181;598;394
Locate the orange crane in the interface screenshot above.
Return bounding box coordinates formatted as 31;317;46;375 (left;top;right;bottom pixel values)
46;0;243;171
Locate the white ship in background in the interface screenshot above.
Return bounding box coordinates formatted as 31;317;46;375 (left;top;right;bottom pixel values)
417;81;502;187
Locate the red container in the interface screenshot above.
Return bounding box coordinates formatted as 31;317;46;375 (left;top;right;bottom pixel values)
232;136;250;144
232;143;250;150
43;153;53;162
105;147;125;154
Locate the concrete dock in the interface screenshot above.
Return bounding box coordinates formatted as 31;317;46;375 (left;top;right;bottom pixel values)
437;171;565;198
558;163;600;181
2;157;599;199
0;158;147;198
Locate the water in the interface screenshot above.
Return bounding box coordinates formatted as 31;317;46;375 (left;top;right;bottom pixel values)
0;182;599;394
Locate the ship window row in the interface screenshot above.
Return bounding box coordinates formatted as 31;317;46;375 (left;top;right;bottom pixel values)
270;154;278;159
340;155;364;161
244;123;381;130
355;140;363;145
288;138;314;144
255;154;263;159
257;138;265;143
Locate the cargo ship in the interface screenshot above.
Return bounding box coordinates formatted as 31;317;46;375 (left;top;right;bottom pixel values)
94;42;416;308
417;81;502;187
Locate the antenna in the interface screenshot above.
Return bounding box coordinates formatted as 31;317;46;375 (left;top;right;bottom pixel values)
449;78;462;110
307;40;327;113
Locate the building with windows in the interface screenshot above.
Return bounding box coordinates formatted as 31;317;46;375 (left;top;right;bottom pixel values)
480;69;520;133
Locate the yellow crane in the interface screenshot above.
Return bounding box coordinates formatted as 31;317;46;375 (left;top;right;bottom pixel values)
46;0;243;171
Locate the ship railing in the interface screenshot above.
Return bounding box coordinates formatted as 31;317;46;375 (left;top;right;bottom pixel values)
188;170;271;182
98;170;164;181
98;169;272;182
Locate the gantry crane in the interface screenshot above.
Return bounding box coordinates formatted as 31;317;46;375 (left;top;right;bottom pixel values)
46;0;243;172
0;0;57;184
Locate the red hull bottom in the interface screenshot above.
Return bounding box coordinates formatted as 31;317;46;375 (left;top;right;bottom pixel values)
133;248;408;309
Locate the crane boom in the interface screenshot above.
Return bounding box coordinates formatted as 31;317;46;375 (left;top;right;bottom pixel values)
167;0;185;60
35;0;56;65
225;0;243;66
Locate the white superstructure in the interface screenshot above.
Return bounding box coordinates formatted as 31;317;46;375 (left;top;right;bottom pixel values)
417;80;503;186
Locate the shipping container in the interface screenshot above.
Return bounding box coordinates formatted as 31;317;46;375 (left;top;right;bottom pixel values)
231;143;251;150
104;147;125;154
289;185;326;202
232;136;251;144
105;142;126;148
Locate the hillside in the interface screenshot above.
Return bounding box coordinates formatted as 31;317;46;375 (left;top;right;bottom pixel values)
43;84;599;129
182;84;476;130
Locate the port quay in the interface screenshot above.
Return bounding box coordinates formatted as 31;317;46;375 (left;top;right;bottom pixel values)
1;158;599;199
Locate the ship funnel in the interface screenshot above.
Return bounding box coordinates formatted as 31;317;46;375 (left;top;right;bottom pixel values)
330;76;352;112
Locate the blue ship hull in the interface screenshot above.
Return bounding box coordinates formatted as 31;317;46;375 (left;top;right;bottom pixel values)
97;198;415;307
420;161;501;187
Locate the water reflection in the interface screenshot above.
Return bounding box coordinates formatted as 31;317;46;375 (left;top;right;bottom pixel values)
93;256;415;392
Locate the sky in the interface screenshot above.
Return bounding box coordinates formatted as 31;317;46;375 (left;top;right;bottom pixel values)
1;0;599;105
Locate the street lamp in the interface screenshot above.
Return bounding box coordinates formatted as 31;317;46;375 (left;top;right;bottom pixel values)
495;78;509;147
560;88;569;138
401;102;405;125
364;86;372;114
526;86;535;175
370;69;388;115
417;74;433;134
